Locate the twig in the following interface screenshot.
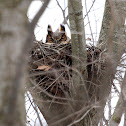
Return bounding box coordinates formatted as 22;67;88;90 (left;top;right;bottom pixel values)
26;92;43;126
30;0;50;31
85;0;95;44
84;0;96;19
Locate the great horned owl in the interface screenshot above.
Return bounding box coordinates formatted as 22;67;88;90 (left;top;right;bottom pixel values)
46;24;69;44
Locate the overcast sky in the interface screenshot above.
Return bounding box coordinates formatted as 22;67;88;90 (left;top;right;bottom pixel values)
27;0;105;44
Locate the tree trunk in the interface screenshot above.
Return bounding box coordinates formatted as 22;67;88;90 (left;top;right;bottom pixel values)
68;0;89;125
97;0;126;124
0;1;31;126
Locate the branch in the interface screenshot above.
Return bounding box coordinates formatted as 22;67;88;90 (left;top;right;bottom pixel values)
84;0;96;19
30;0;51;31
55;0;69;28
109;72;126;126
26;92;43;126
50;105;97;126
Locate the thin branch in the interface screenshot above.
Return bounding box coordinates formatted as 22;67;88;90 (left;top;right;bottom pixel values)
85;0;95;44
84;0;96;19
109;72;126;126
50;104;99;126
30;0;51;30
68;107;94;126
56;0;69;28
26;92;43;126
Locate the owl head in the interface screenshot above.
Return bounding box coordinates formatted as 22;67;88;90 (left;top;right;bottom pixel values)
46;24;68;44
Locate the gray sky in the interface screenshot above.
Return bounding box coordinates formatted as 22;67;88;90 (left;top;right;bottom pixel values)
27;0;105;44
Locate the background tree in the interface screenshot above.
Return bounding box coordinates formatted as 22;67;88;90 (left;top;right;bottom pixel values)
0;0;50;126
0;1;31;125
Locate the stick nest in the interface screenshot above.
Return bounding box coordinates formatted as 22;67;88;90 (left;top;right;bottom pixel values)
28;41;105;98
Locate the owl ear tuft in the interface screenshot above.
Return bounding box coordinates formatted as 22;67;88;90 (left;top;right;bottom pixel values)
47;25;53;34
60;24;65;32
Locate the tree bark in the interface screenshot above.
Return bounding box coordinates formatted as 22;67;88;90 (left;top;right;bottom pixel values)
68;0;88;108
0;1;31;126
68;0;89;125
109;72;126;126
97;0;126;123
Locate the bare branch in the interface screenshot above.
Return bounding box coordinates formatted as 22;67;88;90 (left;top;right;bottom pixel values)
30;0;51;31
109;72;126;126
85;0;96;44
26;92;43;126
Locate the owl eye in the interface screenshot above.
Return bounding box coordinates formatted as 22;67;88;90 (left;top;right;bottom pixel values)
49;36;54;41
46;34;55;43
60;34;67;41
